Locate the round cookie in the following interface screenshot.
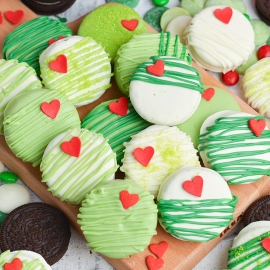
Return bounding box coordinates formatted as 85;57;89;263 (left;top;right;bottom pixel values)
0;59;42;133
144;6;168;32
40;128;118;205
78;3;147;61
0;202;71;265
157;167;238;242
256;0;270;26
243;57;270;118
177;86;241;148
40;36;112;107
129;55;203;125
198;111;270;185
227;221;270;269
120;125;200;197
183;6;254;73
3;89;80;167
180;0;205;17
114;31;190;96
0;250;51;270
77;179;157;258
81;97;151;164
3;16;72;76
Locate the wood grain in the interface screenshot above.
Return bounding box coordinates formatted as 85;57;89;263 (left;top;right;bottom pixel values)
0;1;269;269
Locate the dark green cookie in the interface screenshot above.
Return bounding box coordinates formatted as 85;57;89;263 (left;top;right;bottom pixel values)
106;0;140;8
144;6;169;32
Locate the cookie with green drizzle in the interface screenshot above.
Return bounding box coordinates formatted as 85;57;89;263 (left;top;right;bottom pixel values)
130;55;204;125
0;59;42;134
40;36;112;107
114;31;190;96
3;16;72;76
81;97;151;165
0;250;51;270
227;221;270;269
77;179;158;258
199;110;270;185
157;166;238;242
40;128;118;205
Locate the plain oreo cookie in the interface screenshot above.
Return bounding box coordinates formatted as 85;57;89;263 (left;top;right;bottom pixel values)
22;0;76;15
244;195;270;227
256;0;270;25
0;202;71;265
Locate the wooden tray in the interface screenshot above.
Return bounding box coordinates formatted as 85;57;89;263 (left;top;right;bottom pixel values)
1;1;270;269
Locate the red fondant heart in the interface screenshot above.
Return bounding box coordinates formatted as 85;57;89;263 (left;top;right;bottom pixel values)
214;7;233;24
4;258;22;270
119;190;139;209
202;87;215;101
147;60;165;77
133;146;154;167
5;10;24;24
248;118;266;137
183;176;203;197
146;255;164;270
49;54;68;73
149;241;168;258
121;19;138;31
109;97;128;116
48;36;65;46
0;12;3;24
40;99;60;119
61;137;81;158
262;238;270;252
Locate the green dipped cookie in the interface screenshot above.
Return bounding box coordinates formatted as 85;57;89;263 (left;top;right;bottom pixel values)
4;89;80;167
77;179;157;258
78;3;147;61
81;97;151;164
40;36;112;107
178;86;241;148
3;16;72;76
40;128;118;205
0;59;42;134
114;31;190;96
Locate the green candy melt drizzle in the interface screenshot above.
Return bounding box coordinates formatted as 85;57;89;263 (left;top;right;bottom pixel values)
158;195;238;242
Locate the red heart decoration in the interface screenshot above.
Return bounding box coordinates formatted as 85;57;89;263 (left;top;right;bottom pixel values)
262;238;270;252
119;190;139;209
147;60;165;77
0;12;3;24
48;36;65;46
109;97;128;116
4;258;22;270
183;176;203;197
121;19;138;31
149;241;168;258
133;146;154;167
49;54;68;73
202;88;215;101
61;137;81;158
5;10;24;24
146;255;164;270
248;118;266;137
214;7;233;24
40;99;60;119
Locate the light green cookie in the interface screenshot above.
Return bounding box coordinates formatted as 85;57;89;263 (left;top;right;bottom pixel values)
181;0;205;17
177;86;241;148
232;0;247;13
204;0;246;13
250;19;270;47
144;6;168;32
236;49;258;75
78;4;147;61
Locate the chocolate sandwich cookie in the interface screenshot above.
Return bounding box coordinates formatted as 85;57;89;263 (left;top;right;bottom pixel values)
256;0;270;26
244;195;270;227
22;0;76;15
0;202;71;265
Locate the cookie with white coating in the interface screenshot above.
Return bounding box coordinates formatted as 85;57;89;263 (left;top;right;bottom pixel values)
0;250;51;270
157;166;238;242
77;179;157;258
120;125;200;197
227;221;270;269
40;36;112;107
40;128;118;205
183;6;254;73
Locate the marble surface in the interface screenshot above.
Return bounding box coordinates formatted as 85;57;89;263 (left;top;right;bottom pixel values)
4;0;264;269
